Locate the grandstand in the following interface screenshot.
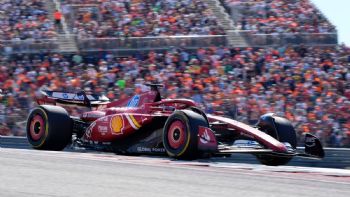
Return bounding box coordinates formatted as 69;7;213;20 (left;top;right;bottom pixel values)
0;0;349;147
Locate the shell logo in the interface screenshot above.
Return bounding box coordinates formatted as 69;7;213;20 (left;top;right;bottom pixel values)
111;115;124;134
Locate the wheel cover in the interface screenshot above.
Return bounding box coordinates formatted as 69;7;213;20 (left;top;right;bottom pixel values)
167;120;186;149
29;115;45;141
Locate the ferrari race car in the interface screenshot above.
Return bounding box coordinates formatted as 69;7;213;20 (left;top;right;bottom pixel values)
26;84;324;166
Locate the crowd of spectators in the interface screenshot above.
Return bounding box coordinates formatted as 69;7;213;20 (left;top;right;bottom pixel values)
0;0;337;39
0;0;338;39
0;0;57;41
61;0;225;38
224;0;336;34
1;45;350;147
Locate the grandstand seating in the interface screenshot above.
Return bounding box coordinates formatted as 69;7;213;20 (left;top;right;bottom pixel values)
61;0;225;38
0;0;57;40
224;0;336;33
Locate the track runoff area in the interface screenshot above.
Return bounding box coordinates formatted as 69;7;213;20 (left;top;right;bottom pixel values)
0;138;350;197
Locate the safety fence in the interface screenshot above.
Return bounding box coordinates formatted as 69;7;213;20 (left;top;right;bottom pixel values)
76;35;228;51
0;35;227;54
0;34;338;54
239;32;338;47
0;39;60;54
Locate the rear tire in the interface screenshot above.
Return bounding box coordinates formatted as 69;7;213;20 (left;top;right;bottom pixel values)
163;110;208;160
256;114;297;166
26;105;72;150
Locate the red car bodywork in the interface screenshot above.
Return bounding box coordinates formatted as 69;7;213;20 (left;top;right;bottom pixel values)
30;85;324;164
36;88;287;153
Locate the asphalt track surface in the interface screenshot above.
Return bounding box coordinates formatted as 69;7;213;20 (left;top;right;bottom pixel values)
1;148;350;197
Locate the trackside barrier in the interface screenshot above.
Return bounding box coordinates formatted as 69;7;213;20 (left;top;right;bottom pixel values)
0;136;31;149
1;136;349;169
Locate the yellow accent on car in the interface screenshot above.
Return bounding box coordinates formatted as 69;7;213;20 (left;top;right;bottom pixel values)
129;115;141;128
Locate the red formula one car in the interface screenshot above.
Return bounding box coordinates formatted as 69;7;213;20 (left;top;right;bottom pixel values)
26;84;324;165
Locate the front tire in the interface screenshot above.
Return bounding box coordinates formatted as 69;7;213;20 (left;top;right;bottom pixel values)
256;114;297;166
163;110;208;160
26;105;72;150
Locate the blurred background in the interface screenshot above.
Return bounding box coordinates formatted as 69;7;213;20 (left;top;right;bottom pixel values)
0;0;349;147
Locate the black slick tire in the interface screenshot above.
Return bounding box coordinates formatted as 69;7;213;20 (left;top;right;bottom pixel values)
26;105;72;151
163;110;208;160
256;114;297;166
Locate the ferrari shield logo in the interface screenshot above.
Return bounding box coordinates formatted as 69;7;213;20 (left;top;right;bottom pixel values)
111;115;124;134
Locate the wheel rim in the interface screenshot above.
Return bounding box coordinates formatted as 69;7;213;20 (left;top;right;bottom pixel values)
167;120;186;149
29;115;45;141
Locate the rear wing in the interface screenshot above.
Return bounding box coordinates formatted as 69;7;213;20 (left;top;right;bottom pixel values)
36;90;109;107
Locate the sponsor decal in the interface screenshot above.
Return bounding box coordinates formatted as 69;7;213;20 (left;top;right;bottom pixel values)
127;95;140;107
77;94;84;100
151;148;166;153
137;147;166;153
85;122;96;138
63;93;68;99
82;112;103;119
99;116;109;122
98;125;108;134
199;128;211;144
247;140;257;145
233;140;260;147
125;115;141;130
111;115;124;134
137;147;151;152
198;126;217;151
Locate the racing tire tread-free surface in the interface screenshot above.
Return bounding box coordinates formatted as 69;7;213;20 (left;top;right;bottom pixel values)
256;115;297;166
163;110;208;160
26;105;72;151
